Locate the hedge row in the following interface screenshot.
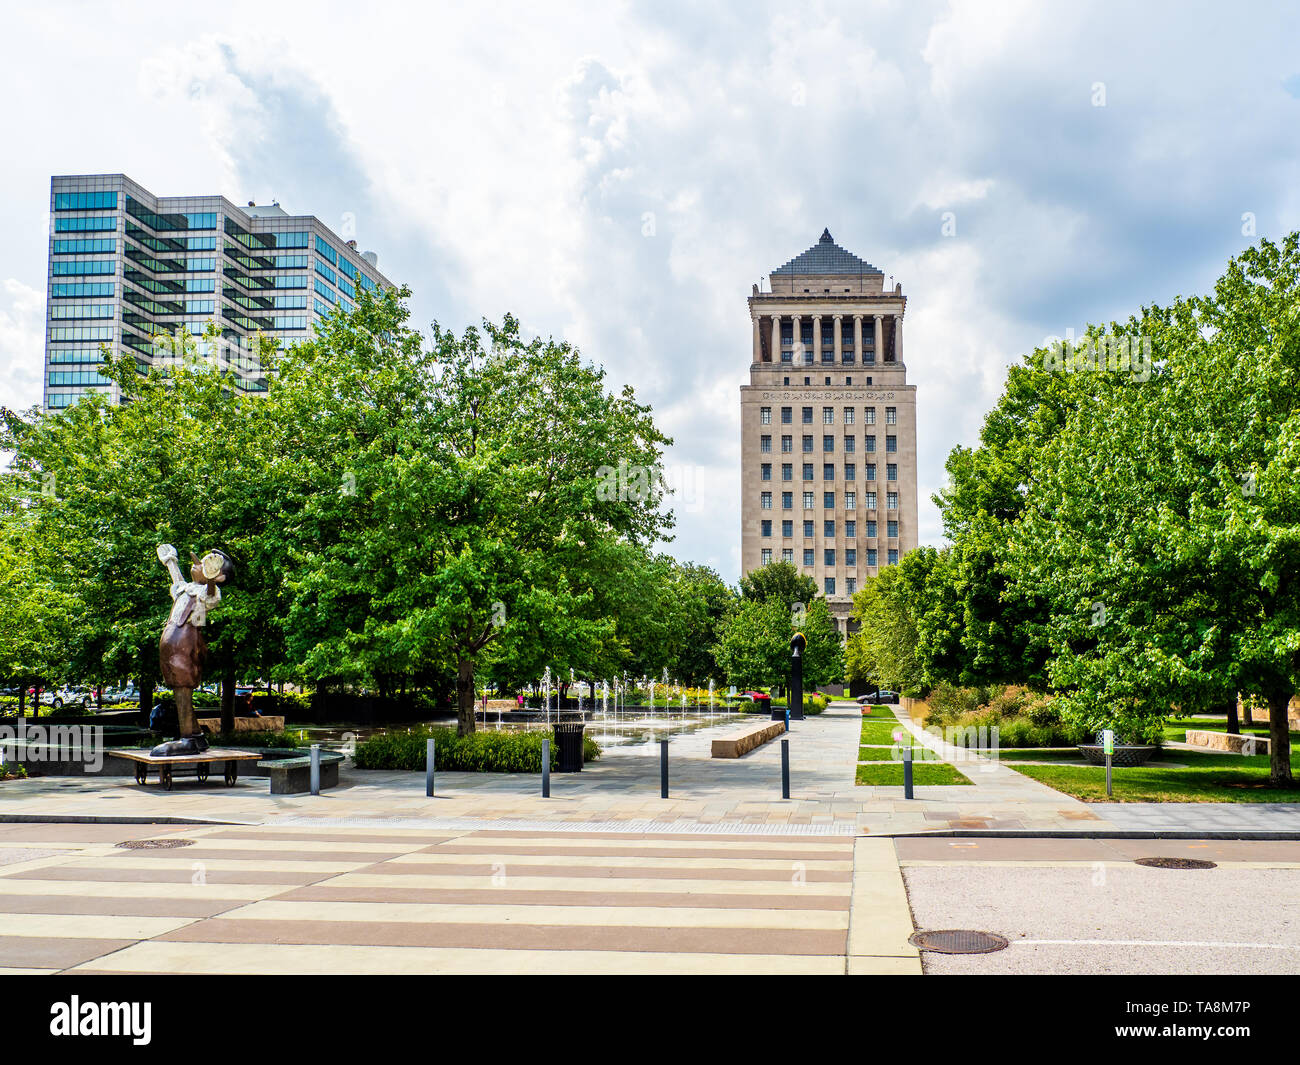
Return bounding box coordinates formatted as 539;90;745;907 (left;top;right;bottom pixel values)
354;726;600;772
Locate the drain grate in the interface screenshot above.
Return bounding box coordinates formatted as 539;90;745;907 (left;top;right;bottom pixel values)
909;929;1009;954
115;838;194;850
1135;856;1217;870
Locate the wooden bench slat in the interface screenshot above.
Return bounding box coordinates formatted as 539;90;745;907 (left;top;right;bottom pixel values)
107;748;265;766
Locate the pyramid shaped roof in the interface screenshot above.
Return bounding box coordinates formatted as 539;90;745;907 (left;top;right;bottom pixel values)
771;229;882;276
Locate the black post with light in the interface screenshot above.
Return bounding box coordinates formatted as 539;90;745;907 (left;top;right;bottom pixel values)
789;632;806;722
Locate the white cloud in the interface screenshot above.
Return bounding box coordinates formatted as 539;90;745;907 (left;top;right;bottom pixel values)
0;279;45;413
3;0;1300;582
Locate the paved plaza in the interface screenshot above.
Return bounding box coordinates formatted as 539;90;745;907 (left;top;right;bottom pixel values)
3;702;1300;974
1;701;1295;836
0;822;917;974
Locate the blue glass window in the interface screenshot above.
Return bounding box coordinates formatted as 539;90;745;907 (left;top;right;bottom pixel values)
54;191;117;211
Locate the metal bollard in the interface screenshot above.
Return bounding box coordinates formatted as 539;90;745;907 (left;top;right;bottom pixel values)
784;707;790;733
781;738;790;799
310;744;321;796
903;745;914;800
660;739;669;798
426;738;435;797
542;739;551;798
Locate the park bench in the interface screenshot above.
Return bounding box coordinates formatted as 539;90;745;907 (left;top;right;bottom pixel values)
108;748;264;790
258;751;344;794
711;720;785;758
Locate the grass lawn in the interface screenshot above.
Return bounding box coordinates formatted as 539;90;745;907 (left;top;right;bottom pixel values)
858;743;944;762
859;704;899;720
860;719;906;745
1011;757;1300;802
856;762;971;786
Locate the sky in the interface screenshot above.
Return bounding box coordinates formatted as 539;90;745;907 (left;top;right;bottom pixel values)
2;0;1299;583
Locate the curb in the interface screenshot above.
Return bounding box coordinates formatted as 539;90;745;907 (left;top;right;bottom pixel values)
877;828;1300;841
0;814;247;826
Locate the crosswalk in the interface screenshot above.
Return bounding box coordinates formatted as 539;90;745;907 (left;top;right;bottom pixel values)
0;825;889;974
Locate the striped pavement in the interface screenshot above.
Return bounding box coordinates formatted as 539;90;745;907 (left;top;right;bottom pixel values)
0;824;921;975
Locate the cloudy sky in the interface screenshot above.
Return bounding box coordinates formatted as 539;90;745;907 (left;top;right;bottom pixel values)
2;1;1299;581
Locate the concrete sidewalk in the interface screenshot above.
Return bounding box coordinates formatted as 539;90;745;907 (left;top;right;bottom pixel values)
0;702;1297;837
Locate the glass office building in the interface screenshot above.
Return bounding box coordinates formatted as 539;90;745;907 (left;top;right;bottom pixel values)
43;174;394;409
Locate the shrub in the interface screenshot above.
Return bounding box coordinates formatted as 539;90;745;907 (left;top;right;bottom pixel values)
249;691;313;717
925;682;996;725
922;685;1079;747
354;726;600;772
0;763;27;781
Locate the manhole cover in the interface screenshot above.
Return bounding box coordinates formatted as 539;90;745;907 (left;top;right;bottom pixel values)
1135;856;1217;870
115;838;194;850
909;929;1009;954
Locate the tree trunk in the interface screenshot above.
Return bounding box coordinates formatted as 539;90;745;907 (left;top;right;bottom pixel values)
17;684;24;719
1242;696;1254;727
220;663;236;735
456;658;476;736
138;677;154;730
1224;693;1240;735
1267;688;1293;787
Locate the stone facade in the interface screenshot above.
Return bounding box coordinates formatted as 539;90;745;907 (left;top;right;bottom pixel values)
740;230;919;634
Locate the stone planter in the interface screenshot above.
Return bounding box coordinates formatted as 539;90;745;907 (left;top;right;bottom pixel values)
1077;743;1160;767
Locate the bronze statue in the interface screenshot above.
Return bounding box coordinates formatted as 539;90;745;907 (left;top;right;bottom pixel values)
154;543;235;753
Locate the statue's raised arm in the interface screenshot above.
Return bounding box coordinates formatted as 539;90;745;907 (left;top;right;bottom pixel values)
156;543;183;584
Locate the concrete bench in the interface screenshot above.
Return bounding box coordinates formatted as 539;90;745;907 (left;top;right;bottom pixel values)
197;715;286;734
1185;729;1270;755
711;721;785;759
258;751;344;794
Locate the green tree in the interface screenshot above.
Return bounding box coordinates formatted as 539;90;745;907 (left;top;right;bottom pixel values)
738;560;818;612
275;290;673;734
799;598;844;689
1010;237;1300;781
847;558;929;696
713;599;790;690
0;324;285;726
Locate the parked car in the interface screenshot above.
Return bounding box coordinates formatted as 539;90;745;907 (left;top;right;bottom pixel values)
51;687;93;710
856;690;900;704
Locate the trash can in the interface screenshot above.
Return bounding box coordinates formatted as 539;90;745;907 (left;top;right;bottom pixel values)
553;714;586;773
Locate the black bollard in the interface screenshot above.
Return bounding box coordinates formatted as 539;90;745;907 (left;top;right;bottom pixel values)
789;632;806;721
781;738;790;799
903;745;914;799
660;739;669;798
542;738;550;798
425;738;435;797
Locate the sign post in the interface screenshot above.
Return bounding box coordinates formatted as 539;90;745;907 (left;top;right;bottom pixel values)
1102;728;1114;798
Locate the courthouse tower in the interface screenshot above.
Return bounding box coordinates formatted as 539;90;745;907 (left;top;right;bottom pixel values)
739;229;919;634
